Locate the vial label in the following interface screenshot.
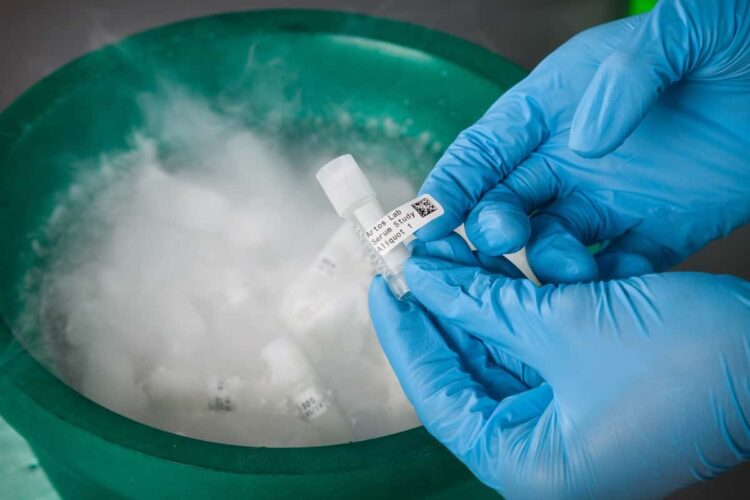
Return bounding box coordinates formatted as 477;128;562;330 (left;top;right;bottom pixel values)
293;387;329;420
364;194;444;256
209;375;237;412
314;256;337;276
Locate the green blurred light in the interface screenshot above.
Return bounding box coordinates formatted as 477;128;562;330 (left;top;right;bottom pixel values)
629;0;659;15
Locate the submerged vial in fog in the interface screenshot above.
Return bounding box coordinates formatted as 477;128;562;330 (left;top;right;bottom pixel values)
261;337;354;443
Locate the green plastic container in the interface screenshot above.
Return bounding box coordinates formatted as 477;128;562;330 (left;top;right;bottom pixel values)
0;10;526;499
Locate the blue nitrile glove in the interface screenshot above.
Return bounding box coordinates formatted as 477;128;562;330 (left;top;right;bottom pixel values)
369;254;750;498
417;0;750;283
407;234;546;390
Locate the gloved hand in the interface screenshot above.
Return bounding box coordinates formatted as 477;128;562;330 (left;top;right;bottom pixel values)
417;0;750;283
369;248;750;498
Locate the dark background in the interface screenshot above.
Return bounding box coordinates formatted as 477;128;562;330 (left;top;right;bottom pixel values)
1;1;748;498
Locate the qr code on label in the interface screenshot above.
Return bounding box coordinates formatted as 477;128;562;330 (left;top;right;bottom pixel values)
411;197;438;218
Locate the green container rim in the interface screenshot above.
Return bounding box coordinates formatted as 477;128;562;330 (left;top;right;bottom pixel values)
0;9;526;476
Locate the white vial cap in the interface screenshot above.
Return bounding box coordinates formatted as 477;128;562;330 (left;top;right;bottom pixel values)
316;154;376;216
261;337;311;386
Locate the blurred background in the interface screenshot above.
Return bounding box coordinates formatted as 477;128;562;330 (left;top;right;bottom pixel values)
1;1;748;498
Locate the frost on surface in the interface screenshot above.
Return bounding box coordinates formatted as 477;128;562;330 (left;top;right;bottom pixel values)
18;89;421;446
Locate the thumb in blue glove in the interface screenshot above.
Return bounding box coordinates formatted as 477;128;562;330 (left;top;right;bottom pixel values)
417;0;750;283
369;257;750;498
569;0;748;157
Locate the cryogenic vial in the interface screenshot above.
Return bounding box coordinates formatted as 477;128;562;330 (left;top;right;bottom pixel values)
317;155;540;298
280;223;369;330
316;155;418;299
260;337;354;443
279;223;370;361
143;367;258;414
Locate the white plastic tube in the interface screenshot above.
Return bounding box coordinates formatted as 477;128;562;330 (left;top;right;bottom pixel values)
453;225;541;286
317;154;541;295
316;155;411;298
261;337;353;442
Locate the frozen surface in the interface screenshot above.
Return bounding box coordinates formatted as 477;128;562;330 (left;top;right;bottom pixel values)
19;91;420;446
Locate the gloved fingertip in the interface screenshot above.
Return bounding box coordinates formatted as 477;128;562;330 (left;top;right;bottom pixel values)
568;125;621;159
568;78;621;159
465;203;530;255
596;252;654;280
414;213;461;241
528;233;598;283
368;275;399;310
368;276;426;350
569;50;660;159
410;234;477;266
404;258;483;309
